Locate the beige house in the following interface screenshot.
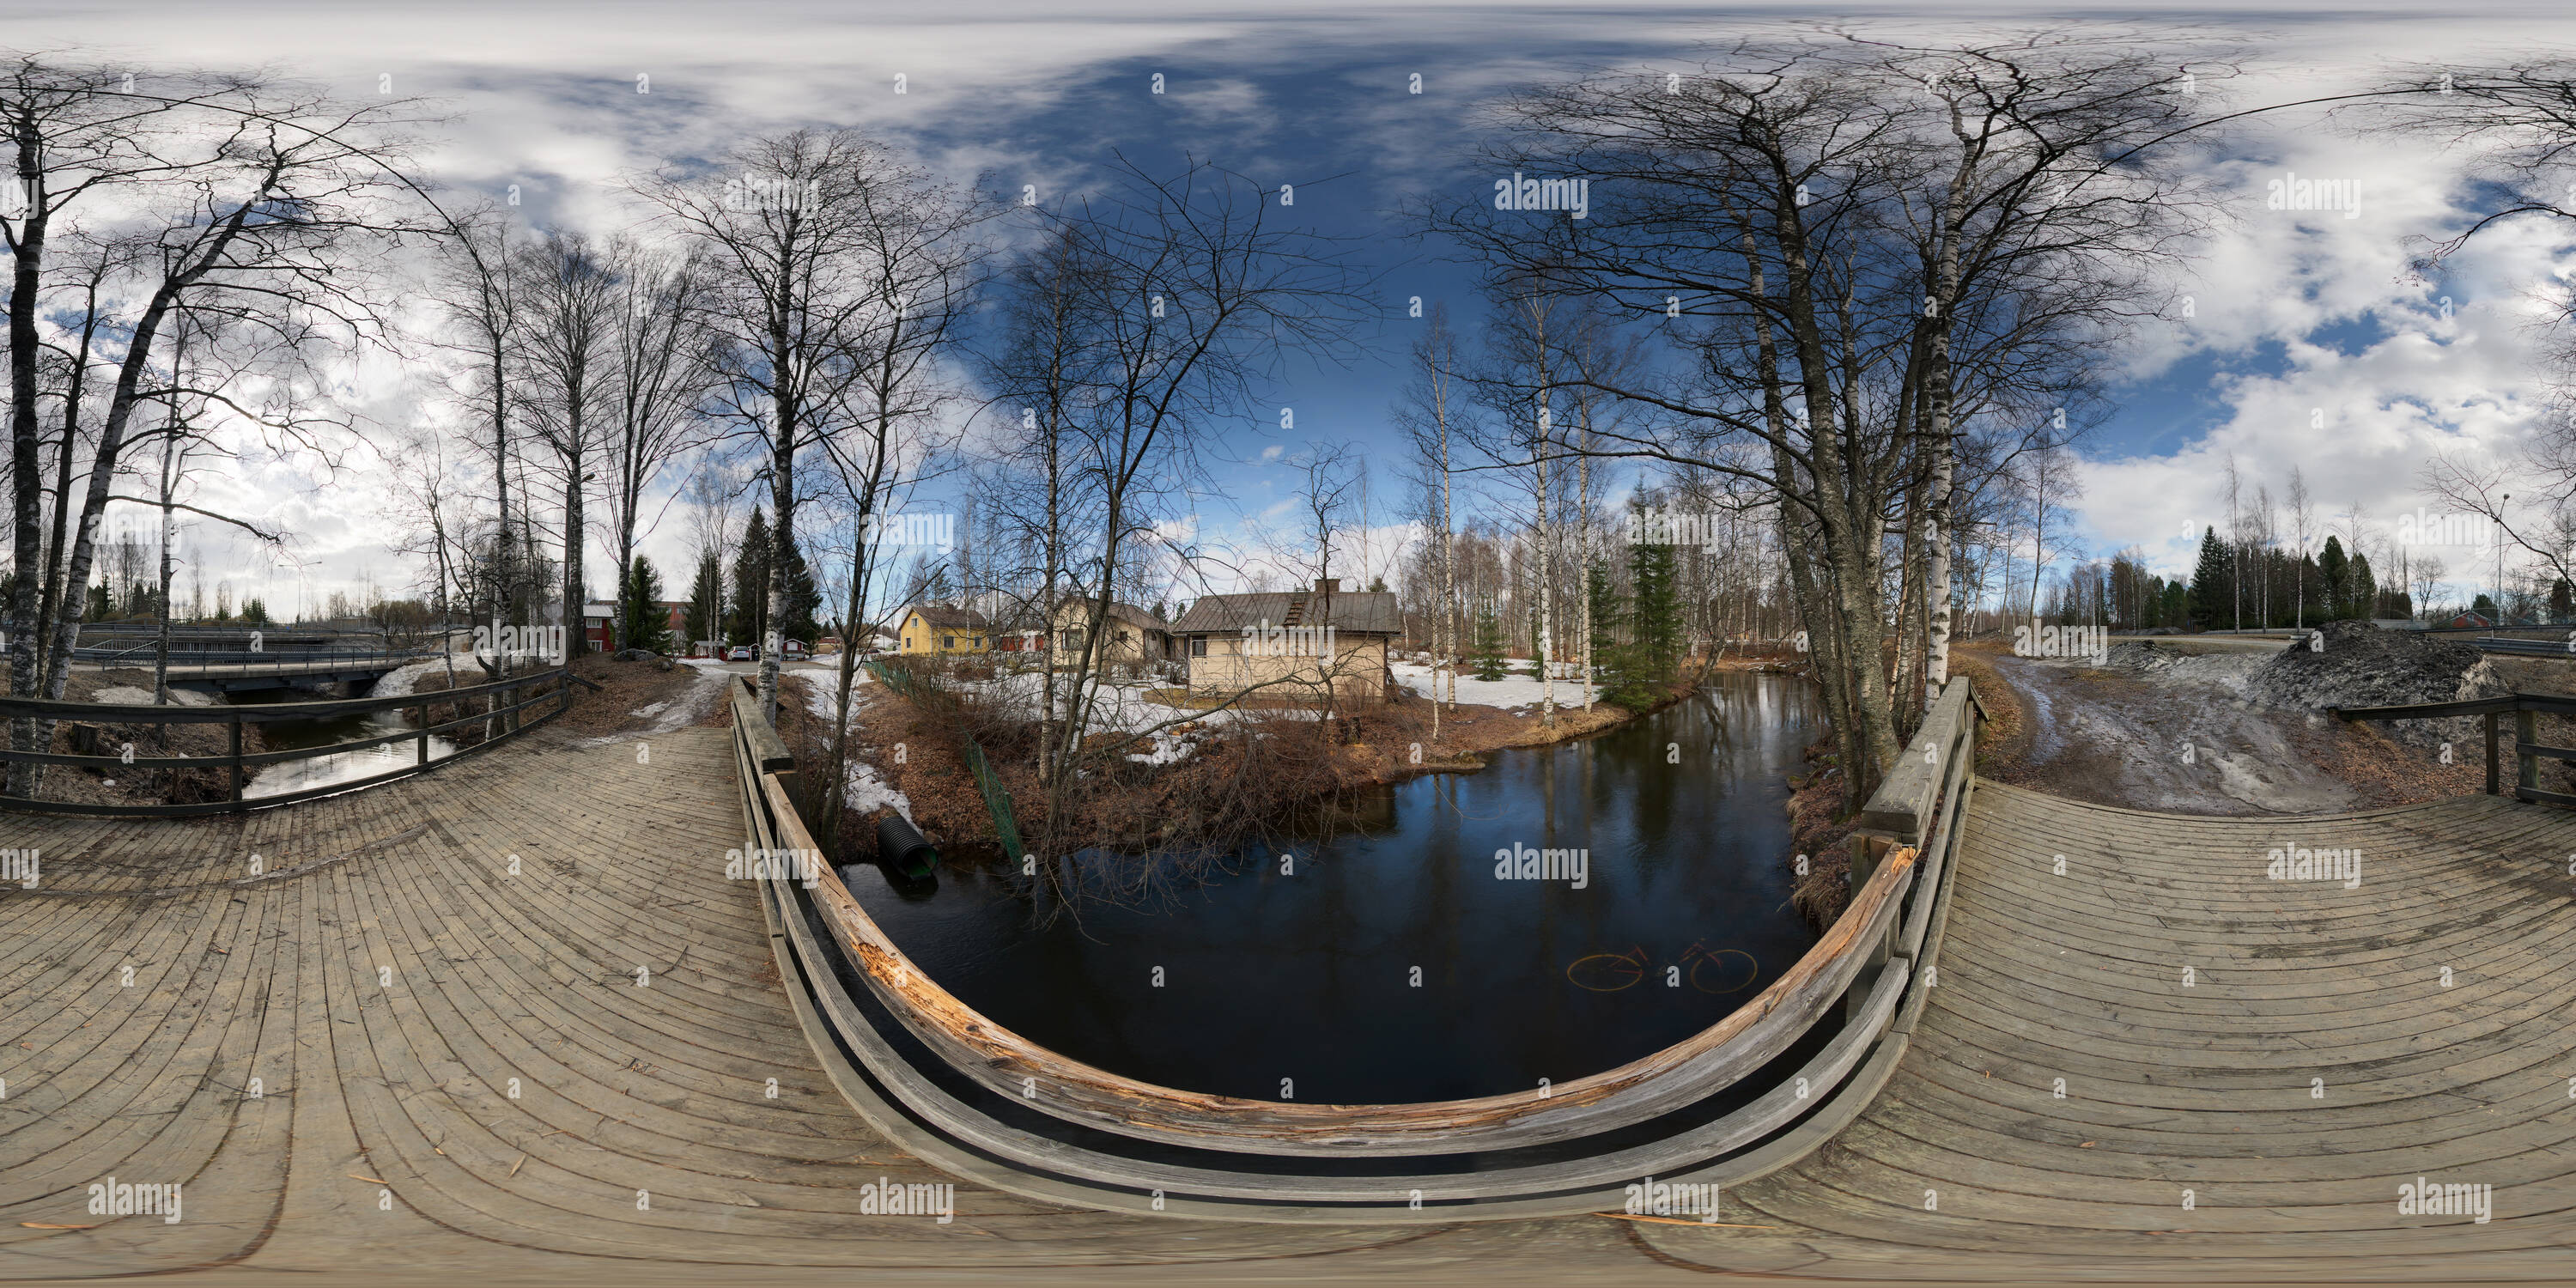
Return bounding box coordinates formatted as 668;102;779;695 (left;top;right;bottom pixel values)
1049;598;1176;665
1171;580;1399;704
895;604;991;655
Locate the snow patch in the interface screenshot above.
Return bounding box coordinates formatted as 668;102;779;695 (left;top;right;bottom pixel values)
89;684;214;708
368;657;450;700
1392;660;1591;710
792;674;914;823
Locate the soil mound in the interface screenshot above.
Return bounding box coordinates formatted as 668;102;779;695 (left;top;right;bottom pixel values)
2245;621;2498;749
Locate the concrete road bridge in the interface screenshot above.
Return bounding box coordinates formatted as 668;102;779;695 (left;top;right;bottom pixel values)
70;648;436;695
4;677;2575;1283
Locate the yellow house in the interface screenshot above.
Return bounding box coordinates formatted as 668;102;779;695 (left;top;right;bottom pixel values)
896;604;991;654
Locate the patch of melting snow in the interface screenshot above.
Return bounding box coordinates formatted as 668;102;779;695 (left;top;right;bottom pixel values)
368;657;450;700
90;684;215;708
580;668;724;747
793;674;913;823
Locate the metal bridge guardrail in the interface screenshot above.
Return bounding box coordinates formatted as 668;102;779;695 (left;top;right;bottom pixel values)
732;672;1987;1218
75;644;435;671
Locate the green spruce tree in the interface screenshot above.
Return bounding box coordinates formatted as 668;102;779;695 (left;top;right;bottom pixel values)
2188;526;2232;629
2317;535;2349;621
1589;562;1651;710
1471;599;1509;681
727;508;771;646
1630;527;1682;689
776;536;823;647
618;556;665;653
683;554;721;648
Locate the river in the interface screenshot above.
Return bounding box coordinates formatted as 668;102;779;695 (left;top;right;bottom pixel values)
236;660;459;799
841;669;1825;1105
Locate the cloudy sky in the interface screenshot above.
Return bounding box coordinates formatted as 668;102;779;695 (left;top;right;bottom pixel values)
22;0;2576;617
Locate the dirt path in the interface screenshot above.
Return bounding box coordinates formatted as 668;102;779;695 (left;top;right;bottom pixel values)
1962;645;2429;815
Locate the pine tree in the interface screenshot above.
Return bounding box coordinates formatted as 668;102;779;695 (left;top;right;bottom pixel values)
1471;599;1509;681
2189;526;2232;629
2346;551;2376;622
2472;592;2499;620
618;556;665;653
2552;577;2573;623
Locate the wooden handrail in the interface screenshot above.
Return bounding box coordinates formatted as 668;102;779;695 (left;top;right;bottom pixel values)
729;678;1926;1157
0;667;576;816
0;665;556;723
2337;691;2576;806
1856;680;1981;843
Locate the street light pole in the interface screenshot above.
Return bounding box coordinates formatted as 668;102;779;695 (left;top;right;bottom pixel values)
2500;493;2511;629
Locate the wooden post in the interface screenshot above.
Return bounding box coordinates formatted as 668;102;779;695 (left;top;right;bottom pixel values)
416;704;429;767
228;712;244;808
1847;830;1898;1024
2486;711;2500;796
2518;707;2539;800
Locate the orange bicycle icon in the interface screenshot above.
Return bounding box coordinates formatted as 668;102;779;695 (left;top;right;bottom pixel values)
1567;940;1759;994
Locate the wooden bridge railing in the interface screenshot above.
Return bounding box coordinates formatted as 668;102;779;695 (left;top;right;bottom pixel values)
2336;691;2576;806
0;666;592;817
734;673;1988;1216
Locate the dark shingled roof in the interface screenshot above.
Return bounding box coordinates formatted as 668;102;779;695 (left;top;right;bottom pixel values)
1171;590;1401;635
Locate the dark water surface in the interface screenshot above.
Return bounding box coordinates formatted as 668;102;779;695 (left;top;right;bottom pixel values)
229;677;456;799
843;670;1822;1104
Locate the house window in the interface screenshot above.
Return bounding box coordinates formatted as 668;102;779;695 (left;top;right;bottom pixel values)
1189;636;1207;657
942;635;955;650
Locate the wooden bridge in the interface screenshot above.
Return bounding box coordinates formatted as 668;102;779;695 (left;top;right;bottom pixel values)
5;679;2575;1281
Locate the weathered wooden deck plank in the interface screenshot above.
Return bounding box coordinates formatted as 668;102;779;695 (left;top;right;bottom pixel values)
14;722;2576;1281
1710;780;2576;1277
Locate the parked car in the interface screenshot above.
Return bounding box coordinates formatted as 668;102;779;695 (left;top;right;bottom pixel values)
726;645;752;662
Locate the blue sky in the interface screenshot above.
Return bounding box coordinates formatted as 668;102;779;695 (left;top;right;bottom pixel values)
23;0;2576;614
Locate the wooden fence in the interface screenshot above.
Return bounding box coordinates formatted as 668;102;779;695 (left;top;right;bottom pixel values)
2336;691;2576;806
734;672;1989;1218
0;666;592;816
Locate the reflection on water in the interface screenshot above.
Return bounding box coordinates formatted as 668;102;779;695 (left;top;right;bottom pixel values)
843;670;1823;1104
237;688;458;799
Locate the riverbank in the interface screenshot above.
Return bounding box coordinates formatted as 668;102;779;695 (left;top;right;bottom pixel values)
0;665;238;807
793;656;1742;860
